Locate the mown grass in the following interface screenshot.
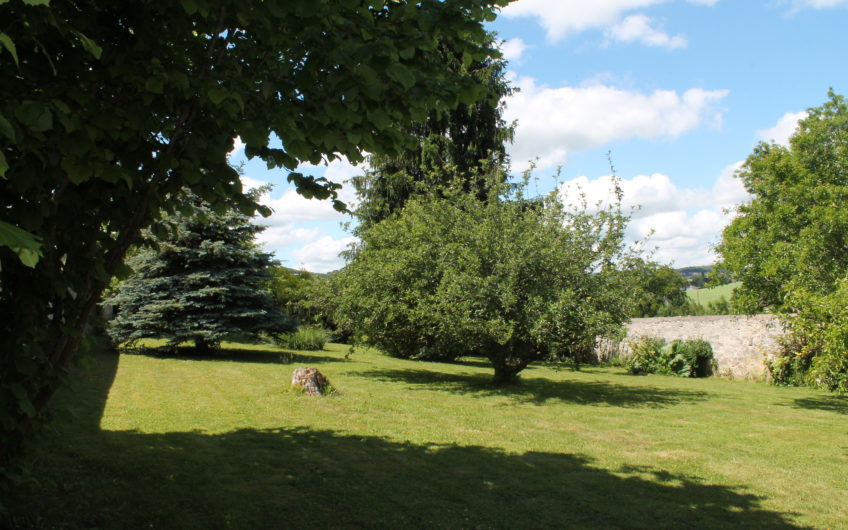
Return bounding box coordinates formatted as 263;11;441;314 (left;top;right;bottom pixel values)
7;341;847;528
686;282;741;307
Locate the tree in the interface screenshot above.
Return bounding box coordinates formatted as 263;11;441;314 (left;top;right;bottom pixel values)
334;175;638;383
267;266;319;324
106;191;294;354
0;0;508;462
630;262;689;318
716;90;848;391
351;39;515;232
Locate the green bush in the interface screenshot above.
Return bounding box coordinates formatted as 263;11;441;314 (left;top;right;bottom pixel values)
275;327;328;351
626;337;716;377
767;279;848;393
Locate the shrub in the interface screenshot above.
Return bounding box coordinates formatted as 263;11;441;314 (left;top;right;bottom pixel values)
275;327;328;351
767;280;848;393
626;337;716;377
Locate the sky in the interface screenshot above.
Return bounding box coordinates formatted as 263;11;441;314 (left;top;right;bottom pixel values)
229;0;848;273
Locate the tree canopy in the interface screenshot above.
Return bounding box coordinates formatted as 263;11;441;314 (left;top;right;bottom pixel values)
351;38;514;232
105;191;294;354
334;176;638;383
0;0;509;463
717;90;848;391
717;90;848;314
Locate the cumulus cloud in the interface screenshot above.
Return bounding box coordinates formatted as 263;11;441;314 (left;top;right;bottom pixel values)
558;162;749;265
501;0;717;43
500;38;529;62
504;77;729;170
756;111;808;147
291;236;359;273
604;14;687;49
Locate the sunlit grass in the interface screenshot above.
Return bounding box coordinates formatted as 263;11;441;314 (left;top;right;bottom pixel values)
8;341;847;528
687;282;741;307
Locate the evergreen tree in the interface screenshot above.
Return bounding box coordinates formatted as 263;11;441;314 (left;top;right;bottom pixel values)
351;38;515;232
106;191;294;354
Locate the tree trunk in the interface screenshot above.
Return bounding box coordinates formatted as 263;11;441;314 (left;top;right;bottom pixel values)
492;363;521;385
194;338;214;355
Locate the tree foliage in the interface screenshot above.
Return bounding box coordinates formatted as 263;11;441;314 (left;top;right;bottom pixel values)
629;262;689;318
334;175;638;383
351;39;514;232
0;0;508;462
716;90;848;391
105;191;294;354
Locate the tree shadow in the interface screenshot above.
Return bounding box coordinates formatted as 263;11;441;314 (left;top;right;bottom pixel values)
782;396;848;415
350;368;709;408
123;346;347;366
7;351;801;529
9;426;801;529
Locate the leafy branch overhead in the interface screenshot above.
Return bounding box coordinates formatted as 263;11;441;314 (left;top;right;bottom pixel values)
0;0;510;465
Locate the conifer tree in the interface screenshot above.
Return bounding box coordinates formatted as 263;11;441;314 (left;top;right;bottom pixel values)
106;191;294;354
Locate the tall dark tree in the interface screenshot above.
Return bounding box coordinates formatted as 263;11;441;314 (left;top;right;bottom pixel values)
105;192;294;354
352;39;515;231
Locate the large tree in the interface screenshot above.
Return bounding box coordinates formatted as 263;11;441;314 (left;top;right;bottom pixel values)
716;90;848;391
106;191;294;354
351;39;514;232
334;176;637;383
0;0;509;462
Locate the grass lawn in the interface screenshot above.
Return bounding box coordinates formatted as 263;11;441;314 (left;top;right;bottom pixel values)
7;342;847;528
687;282;741;307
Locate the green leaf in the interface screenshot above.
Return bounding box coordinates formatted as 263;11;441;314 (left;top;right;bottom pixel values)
76;33;102;60
145;77;165;94
0;151;7;179
366;108;391;130
22;0;50;5
0;33;19;66
15;102;53;132
180;0;199;15
0;220;42;268
387;64;415;90
208;87;228;105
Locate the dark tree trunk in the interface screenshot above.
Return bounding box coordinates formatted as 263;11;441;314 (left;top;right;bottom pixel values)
492;363;521;385
194;338;214;356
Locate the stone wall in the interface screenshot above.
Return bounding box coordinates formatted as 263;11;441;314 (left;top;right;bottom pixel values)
617;315;785;379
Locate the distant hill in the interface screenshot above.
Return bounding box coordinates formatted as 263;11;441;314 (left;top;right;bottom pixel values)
675;265;713;279
675;265;714;288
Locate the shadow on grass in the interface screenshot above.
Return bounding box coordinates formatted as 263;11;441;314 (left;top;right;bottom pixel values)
350;368;709;408
10;430;799;529
783;396;848;415
6;351;799;529
123;346;347;366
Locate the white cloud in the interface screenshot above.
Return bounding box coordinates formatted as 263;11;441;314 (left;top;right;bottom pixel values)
291;236;359;273
228;136;245;157
505;77;729;170
604;14;687;49
256;225;323;251
501;38;529;62
790;0;848;8
756;111;808;147
558;162;749;266
501;0;716;43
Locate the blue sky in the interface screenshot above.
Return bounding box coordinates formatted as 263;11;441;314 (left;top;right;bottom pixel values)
230;0;848;272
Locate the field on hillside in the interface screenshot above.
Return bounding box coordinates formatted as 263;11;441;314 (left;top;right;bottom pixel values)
7;342;847;528
687;281;741;307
